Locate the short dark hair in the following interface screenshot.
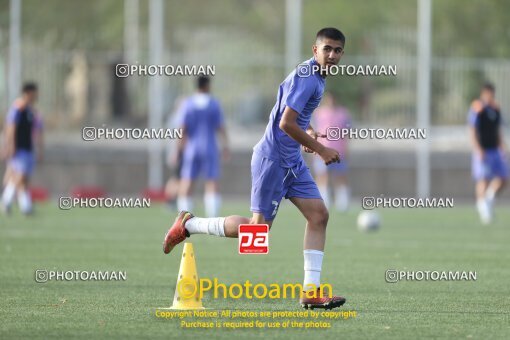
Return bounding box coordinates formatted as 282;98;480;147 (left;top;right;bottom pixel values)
22;82;38;93
197;76;210;90
482;82;495;93
316;27;346;45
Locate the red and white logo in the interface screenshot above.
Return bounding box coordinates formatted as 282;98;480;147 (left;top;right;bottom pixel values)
238;224;269;254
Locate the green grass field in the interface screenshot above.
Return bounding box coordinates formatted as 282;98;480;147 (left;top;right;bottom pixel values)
1;201;509;339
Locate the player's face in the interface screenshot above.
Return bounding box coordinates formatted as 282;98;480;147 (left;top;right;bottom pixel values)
313;38;344;70
480;89;494;104
24;90;38;105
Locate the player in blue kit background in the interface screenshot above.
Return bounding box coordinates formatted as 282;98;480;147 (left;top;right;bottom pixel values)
1;83;43;215
163;28;346;309
312;92;352;212
468;83;508;224
176;76;230;217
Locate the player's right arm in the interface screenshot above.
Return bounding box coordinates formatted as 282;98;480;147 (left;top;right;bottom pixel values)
469;126;483;159
2;106;18;160
302;124;325;154
468;100;484;159
279;106;339;165
2;124;15;160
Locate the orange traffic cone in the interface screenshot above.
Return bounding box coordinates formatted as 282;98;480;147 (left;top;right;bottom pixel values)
169;243;205;310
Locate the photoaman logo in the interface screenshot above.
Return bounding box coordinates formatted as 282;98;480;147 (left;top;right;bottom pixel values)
177;277;333;300
239;224;269;254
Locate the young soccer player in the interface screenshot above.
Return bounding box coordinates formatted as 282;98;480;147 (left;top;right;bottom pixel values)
468;83;508;224
163;28;347;309
312;92;351;211
176;76;229;217
1;82;43;215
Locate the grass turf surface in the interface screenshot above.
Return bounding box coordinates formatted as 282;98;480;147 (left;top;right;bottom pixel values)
0;201;509;339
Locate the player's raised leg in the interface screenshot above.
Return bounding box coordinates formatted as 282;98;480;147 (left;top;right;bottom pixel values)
190;211;272;238
163;151;279;253
162;211;272;254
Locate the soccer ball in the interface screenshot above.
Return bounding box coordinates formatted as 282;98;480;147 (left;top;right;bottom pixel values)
357;211;380;232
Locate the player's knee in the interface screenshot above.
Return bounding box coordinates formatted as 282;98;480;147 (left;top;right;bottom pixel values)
321;209;330;227
14;175;24;187
308;208;329;229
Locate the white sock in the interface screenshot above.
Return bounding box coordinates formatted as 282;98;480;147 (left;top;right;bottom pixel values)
318;185;330;208
177;196;193;212
476;198;491;225
185;216;226;237
335;185;350;212
303;249;324;291
485;188;496;207
2;183;16;207
204;192;221;218
18;189;33;214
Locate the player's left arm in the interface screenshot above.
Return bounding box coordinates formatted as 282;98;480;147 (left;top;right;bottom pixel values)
497;125;506;154
2;106;19;160
280;107;339;164
34;114;44;162
303;123;325;153
495;102;506;154
35;128;44;162
468;100;484;159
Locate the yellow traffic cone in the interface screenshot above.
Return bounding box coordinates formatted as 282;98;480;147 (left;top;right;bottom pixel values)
170;243;205;310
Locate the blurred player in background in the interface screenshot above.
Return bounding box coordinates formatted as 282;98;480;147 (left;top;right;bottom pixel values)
468;82;508;224
1;82;43;215
163;28;347;309
312;92;351;211
177;76;229;217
